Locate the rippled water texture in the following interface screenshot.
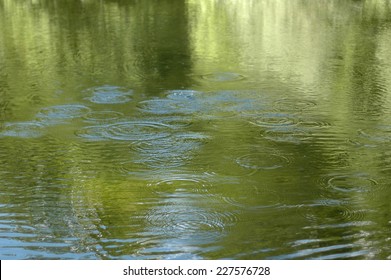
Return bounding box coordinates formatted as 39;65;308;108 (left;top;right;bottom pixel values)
84;85;133;104
1;0;391;260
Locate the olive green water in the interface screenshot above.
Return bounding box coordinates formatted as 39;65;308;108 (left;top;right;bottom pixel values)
1;0;391;260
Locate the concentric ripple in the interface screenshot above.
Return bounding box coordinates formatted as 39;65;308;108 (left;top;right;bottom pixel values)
147;177;211;195
137;99;198;115
140;116;193;129
83;110;124;123
132;154;190;169
165;90;202;100
297;120;331;129
236;152;290;170
197;144;267;177
37;104;91;122
118;160;161;177
196;91;260;117
273;98;317;111
307;199;372;222
249;112;298;128
295;204;319;223
74;125;110;141
352;129;391;148
159;117;194;128
221;185;283;210
348;130;378;148
324;174;379;193
146;206;237;237
0;121;45;138
105;121;172;141
75;121;171;141
130;132;209;155
201;72;245;82
207;164;258;178
263;127;312;144
84;85;133;104
340;207;373;222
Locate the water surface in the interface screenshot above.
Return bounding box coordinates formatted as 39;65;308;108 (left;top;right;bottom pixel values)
1;0;391;259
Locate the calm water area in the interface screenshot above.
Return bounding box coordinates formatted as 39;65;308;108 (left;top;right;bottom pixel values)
1;0;391;259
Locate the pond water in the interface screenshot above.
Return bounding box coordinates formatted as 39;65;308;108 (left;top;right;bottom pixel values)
1;0;391;260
